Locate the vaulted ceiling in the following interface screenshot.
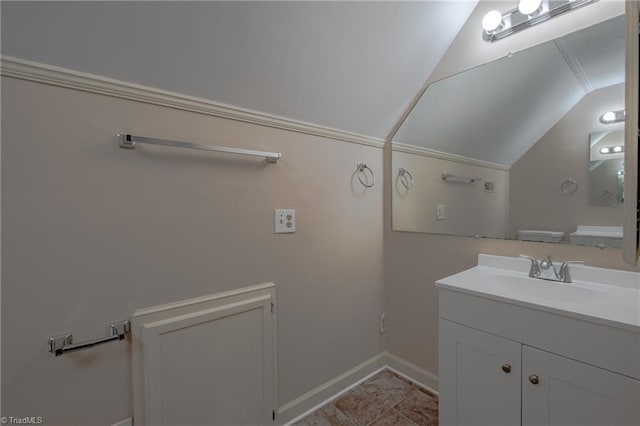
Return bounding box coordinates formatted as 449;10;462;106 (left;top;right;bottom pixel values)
393;14;625;166
0;1;478;140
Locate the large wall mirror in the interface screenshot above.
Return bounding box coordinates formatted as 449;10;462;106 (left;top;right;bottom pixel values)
392;15;627;249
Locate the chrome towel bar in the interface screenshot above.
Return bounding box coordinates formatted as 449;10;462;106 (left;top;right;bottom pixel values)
118;133;282;163
48;320;130;357
442;173;481;184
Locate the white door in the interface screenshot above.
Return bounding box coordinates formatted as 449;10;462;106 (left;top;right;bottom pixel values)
439;319;521;426
522;345;640;426
131;283;277;426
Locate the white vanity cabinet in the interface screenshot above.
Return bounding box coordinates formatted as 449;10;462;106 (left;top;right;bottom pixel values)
439;319;640;426
522;345;639;426
439;320;521;426
437;254;640;426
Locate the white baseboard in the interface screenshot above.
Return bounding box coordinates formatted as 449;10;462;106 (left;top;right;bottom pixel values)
277;353;387;425
383;352;439;396
112;418;132;426
277;351;438;425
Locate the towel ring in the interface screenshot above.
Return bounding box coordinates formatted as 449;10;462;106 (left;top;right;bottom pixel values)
356;163;375;188
398;168;414;189
560;178;578;194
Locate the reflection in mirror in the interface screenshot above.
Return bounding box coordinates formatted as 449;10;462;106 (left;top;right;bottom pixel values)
392;15;626;248
590;130;624;206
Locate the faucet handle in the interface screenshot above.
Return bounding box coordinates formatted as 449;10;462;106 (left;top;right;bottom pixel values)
519;255;540;277
559;261;585;283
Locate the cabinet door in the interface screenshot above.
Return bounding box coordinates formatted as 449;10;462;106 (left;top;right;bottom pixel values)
522;346;640;426
439;319;521;426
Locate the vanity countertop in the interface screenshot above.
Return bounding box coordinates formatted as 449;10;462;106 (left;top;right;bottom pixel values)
436;254;640;333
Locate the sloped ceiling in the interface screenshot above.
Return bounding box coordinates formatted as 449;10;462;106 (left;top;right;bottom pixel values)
0;1;478;140
393;15;625;166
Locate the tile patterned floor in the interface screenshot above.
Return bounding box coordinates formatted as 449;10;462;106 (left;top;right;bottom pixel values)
294;369;438;426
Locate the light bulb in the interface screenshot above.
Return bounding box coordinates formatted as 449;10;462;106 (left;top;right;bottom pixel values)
482;10;503;33
613;146;623;153
519;0;542;16
601;111;616;122
600;147;610;154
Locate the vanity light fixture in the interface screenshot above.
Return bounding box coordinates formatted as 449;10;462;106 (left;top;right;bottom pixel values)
599;145;624;155
481;0;598;42
599;110;625;124
518;0;542;16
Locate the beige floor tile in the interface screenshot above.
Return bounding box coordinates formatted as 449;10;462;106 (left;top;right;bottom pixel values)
394;389;439;426
369;408;419;426
334;386;390;426
294;404;355;426
360;370;416;407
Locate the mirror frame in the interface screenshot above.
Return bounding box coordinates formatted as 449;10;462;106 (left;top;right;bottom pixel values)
622;1;639;265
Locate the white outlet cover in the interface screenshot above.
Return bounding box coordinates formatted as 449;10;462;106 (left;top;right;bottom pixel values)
275;209;296;233
436;204;445;220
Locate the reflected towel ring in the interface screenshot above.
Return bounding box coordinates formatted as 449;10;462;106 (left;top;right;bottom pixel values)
356;163;375;188
560;178;578;194
398;168;414;189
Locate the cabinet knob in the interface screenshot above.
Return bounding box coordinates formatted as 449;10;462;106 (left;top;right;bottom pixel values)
501;364;511;373
529;375;539;385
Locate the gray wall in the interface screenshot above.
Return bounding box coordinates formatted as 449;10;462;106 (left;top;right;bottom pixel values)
1;77;384;425
0;1;476;139
383;0;635;381
510;84;625;237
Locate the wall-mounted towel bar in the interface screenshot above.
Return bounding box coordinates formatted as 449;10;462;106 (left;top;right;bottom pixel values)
442;173;481;184
118;134;282;163
48;320;130;357
356;162;375;187
398;168;414;189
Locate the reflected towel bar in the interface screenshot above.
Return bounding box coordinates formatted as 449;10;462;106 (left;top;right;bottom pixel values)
442;173;481;184
48;320;130;357
118;134;282;163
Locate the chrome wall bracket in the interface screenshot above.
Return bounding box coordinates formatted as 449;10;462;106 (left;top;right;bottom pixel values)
48;320;130;357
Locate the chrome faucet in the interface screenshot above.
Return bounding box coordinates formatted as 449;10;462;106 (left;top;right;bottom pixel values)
519;255;584;283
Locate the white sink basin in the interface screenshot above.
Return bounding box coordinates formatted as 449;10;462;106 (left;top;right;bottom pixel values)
436;255;640;332
488;273;607;304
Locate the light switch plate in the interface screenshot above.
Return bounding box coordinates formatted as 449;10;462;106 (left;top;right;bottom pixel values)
275;209;296;233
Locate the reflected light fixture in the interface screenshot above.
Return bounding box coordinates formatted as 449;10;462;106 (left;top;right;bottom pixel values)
599;110;625;124
600;146;625;155
482;0;598;42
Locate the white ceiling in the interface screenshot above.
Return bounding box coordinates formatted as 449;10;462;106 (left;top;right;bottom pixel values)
0;1;478;139
393;15;625;166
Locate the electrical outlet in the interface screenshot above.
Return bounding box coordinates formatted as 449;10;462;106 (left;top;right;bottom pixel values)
275;209;296;233
436;204;445;220
379;314;387;334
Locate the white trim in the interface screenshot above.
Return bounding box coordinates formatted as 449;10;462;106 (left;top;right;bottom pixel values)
111;418;132;426
282;366;388;426
383;352;439;396
392;142;510;171
277;352;387;424
277;352;438;425
0;56;385;149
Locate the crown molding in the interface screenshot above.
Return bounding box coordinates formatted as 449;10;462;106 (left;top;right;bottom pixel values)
1;56;386;149
391;142;510;171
